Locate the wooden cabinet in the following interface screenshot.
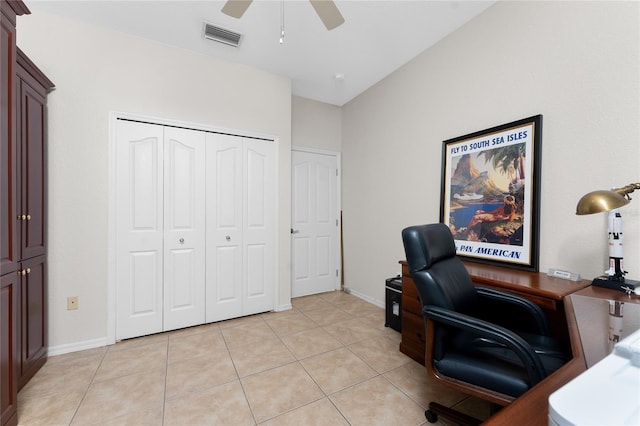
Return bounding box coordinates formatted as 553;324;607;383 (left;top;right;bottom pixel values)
14;51;52;390
17;255;47;388
399;260;591;365
0;273;18;426
1;3;25;424
1;2;53;425
16;49;49;261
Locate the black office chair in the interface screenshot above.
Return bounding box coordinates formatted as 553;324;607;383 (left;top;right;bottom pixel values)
401;224;569;425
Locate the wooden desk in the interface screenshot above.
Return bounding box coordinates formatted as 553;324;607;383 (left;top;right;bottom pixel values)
399;260;591;364
485;285;640;425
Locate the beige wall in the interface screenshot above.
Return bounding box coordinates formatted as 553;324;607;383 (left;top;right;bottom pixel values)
292;96;342;152
342;1;640;303
14;1;640;349
18;11;292;350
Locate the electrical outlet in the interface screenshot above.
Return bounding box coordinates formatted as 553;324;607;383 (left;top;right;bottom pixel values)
67;296;78;310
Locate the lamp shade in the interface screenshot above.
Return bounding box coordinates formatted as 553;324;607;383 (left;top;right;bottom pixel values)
575;190;630;215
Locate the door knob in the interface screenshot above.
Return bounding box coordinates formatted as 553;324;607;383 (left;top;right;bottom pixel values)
225;235;231;241
291;229;300;234
179;238;184;244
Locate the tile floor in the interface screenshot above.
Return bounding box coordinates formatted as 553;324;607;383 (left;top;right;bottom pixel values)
17;290;493;425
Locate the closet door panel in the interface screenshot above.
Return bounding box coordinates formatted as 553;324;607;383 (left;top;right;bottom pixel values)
206;134;242;322
116;120;164;340
242;140;276;314
163;127;205;331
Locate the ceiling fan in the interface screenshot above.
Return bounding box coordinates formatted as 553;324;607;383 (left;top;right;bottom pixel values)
221;0;345;31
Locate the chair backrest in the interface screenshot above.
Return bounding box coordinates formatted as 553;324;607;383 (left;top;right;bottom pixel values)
402;223;477;314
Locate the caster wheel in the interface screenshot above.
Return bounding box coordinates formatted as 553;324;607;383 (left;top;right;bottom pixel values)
425;409;438;423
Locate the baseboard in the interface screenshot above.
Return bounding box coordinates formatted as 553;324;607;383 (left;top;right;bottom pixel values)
46;296;365;357
343;287;384;309
275;303;293;312
47;337;109;357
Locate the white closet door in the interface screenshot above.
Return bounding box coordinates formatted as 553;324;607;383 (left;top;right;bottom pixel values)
163;127;206;331
116;120;164;340
242;138;276;315
205;134;243;322
205;134;276;321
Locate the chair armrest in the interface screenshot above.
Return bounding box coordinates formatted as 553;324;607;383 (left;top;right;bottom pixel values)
475;286;551;336
424;305;548;385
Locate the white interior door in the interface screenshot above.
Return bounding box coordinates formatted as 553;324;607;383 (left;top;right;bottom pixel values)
242;138;276;314
291;150;339;297
162;127;206;331
205;134;243;322
116;121;206;339
206;134;276;321
116;120;164;340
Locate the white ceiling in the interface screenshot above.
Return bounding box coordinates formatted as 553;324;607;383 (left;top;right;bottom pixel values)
27;0;496;106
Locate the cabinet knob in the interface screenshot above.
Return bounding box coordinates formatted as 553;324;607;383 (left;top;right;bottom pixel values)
26;268;31;274
26;214;31;221
179;238;184;244
18;214;26;220
226;235;231;242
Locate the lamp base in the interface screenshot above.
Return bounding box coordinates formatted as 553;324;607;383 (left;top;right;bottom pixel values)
591;276;640;291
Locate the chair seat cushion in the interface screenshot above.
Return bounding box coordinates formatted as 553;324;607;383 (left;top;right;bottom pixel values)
434;331;569;397
435;352;531;397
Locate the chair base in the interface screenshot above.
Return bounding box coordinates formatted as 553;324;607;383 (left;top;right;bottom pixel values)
425;402;481;426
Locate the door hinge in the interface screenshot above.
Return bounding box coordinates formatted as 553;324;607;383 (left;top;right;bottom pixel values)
336;219;338;226
336;169;338;177
336;269;339;277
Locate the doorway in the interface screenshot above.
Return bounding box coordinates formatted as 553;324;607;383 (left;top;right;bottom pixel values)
291;148;341;297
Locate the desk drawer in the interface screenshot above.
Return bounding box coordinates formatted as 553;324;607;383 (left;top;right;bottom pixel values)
402;292;421;316
401;275;422;315
400;310;426;364
401;311;426;345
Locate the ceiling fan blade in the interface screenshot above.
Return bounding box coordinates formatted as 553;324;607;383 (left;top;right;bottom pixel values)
221;0;253;19
309;0;345;31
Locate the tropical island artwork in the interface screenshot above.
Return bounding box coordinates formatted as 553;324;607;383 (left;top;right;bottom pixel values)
448;143;526;246
442;118;540;268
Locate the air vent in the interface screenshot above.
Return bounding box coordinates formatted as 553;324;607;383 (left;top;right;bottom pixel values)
203;22;242;47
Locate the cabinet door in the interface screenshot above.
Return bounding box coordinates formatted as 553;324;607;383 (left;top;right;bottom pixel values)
16;70;47;260
17;255;46;388
0;8;18;276
0;271;18;426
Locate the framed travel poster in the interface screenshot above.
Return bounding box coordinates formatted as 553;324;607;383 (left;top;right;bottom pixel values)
440;115;542;271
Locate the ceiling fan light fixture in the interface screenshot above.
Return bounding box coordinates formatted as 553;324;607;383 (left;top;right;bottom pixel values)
203;22;243;47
